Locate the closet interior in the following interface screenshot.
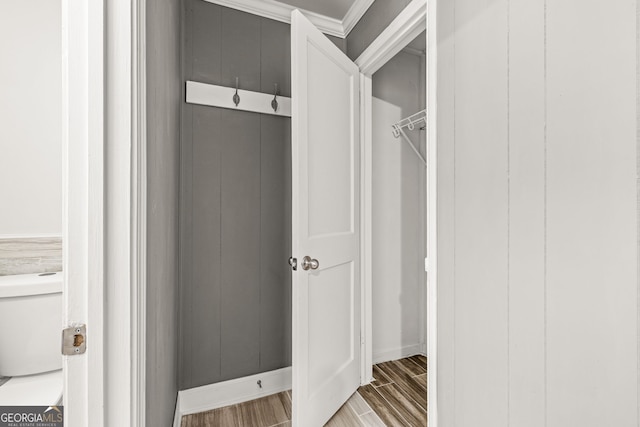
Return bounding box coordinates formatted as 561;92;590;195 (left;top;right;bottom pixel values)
370;31;428;365
177;0;428;421
180;0;294;389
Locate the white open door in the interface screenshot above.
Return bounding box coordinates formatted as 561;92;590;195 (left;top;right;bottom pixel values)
291;10;361;427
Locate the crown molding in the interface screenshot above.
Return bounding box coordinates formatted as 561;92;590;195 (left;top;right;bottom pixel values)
342;0;375;36
203;0;345;37
355;0;426;76
202;0;377;38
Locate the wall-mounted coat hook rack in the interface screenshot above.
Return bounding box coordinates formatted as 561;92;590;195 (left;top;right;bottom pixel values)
233;77;240;106
186;81;292;117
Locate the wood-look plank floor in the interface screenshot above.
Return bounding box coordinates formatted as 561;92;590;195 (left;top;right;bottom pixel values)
359;355;427;426
181;356;427;427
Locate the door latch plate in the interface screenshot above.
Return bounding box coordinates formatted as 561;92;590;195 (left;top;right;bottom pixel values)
62;324;86;355
289;257;297;271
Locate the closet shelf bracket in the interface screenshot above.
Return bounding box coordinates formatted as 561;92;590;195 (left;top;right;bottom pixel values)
391;109;427;167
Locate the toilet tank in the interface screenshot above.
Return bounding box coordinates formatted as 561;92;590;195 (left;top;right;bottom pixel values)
0;272;62;377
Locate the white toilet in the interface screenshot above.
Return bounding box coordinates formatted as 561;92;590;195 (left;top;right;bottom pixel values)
0;272;63;405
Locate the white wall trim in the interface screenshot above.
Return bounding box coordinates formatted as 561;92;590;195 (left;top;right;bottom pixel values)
355;0;427;76
173;367;292;425
342;0;375;36
426;0;438;424
373;344;425;365
201;0;374;38
103;0;145;423
354;1;434;424
62;0;105;425
202;0;344;37
359;75;374;386
132;0;147;425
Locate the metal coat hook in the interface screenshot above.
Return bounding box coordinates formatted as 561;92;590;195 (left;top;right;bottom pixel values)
271;84;279;112
233;77;240;106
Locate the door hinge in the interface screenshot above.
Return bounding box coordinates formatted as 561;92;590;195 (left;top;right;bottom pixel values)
289;257;297;271
62;324;87;355
424;257;429;272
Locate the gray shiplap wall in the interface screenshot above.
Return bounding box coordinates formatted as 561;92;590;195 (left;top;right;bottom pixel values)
436;0;639;425
146;0;181;424
180;0;293;390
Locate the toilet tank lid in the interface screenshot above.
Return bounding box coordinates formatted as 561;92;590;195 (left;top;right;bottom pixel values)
0;272;63;298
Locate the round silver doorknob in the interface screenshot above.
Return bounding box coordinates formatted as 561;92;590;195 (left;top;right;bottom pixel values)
302;256;319;271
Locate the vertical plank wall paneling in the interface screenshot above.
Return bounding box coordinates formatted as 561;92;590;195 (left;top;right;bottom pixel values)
219;109;262;379
146;0;181;424
545;0;637;424
180;0;292;389
259;17;293;372
454;0;509;425
507;0;545;425
261;19;292;98
216;0;263;381
190;105;223;387
437;0;639;425
260;115;292;371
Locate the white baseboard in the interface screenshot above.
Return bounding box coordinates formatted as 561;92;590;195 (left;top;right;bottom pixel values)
173;366;292;425
373;344;424;364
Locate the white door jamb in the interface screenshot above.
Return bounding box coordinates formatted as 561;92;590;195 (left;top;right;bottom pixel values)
63;0;147;424
104;0;147;424
62;0;105;425
426;0;438;425
354;1;437;427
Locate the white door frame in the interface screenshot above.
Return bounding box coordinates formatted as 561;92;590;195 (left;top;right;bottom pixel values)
354;0;437;426
62;0;147;425
62;1;104;424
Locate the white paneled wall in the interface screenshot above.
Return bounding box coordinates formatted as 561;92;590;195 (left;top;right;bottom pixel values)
507;0;546;425
437;0;638;426
545;1;637;424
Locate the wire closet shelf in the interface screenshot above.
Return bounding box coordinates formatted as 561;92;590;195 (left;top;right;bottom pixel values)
391;109;427;166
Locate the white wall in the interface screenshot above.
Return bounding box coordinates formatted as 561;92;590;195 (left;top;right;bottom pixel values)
371;50;426;362
437;0;638;425
0;0;62;237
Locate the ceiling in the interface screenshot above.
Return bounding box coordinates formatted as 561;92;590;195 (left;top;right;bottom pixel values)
278;0;358;20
